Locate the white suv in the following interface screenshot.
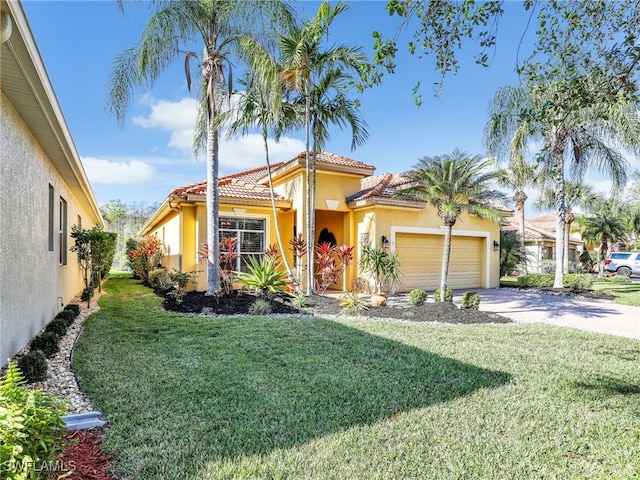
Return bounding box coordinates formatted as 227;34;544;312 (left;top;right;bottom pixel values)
604;252;640;277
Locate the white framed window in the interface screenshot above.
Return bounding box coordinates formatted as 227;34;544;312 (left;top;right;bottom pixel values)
219;217;265;272
59;197;67;265
48;184;54;251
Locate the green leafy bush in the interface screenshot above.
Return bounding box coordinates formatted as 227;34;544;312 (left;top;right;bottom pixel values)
44;318;68;337
409;289;427;306
338;291;369;315
433;287;453;302
63;303;80;317
81;286;95;302
563;274;594;289
55;310;76;326
517;274;594;289
248;298;272;315
29;332;60;358
516;274;555;288
461;291;481;310
149;268;172;290
0;361;67;479
169;270;196;303
16;350;48;383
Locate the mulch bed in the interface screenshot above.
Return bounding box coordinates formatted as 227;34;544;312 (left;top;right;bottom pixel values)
60;429;113;480
161;289;512;324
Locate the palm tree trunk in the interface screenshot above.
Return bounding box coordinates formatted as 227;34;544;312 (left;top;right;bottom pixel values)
262;129;298;293
440;223;452;298
304;90;313;295
310;136;318;290
205;119;220;295
564;209;574;274
515;191;527;275
551;131;566;288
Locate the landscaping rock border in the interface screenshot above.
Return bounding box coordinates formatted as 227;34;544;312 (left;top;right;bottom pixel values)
1;292;104;414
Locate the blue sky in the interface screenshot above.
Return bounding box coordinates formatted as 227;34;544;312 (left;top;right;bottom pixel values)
21;0;637;212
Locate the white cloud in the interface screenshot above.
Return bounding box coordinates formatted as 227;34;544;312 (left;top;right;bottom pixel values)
131;96;305;170
133;97;198;152
218;133;305;172
82;157;155;184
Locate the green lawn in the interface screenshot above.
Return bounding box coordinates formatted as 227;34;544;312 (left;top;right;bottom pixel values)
593;280;640;306
74;276;640;479
500;275;640;306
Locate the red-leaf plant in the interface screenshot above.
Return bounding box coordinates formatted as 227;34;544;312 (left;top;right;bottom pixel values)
314;242;354;295
199;238;239;295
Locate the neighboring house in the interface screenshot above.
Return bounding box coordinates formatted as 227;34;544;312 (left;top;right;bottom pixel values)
0;1;103;367
141;152;504;292
502;213;583;274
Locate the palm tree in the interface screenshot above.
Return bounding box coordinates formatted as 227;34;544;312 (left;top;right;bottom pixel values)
106;0;293;295
397;149;507;296
279;0;367;294
582;213;626;275
535;179;597;273
496;157;537;274
223;71;300;291
485;82;639;287
306;68;369;282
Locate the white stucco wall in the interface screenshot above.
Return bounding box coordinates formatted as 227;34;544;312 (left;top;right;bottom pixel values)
0;93;97;366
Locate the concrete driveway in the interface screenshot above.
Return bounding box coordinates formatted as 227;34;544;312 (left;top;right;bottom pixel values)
459;289;639;340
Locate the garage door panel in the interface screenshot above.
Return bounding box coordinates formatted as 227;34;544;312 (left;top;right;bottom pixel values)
396;233;483;291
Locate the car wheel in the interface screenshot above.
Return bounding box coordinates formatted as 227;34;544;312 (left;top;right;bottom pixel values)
617;266;632;277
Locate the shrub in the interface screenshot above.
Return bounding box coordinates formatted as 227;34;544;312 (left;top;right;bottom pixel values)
517;274;555;288
55;309;76;326
433;287;453;302
29;332;60;358
338;291;369;315
461;291;481;309
16;350;48;383
517;274;594;289
63;303;80;317
149;268;172;290
563;274;594;289
45;318;68;337
0;361;67;478
169;270;195;303
81;285;95;302
248;298;272;315
291;293;307;308
236;256;290;298
409;289;427;306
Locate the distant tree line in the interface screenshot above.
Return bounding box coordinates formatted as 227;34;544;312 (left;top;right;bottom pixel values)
100;200;158;270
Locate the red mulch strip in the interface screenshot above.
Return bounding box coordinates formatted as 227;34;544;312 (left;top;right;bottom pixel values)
60;429;114;480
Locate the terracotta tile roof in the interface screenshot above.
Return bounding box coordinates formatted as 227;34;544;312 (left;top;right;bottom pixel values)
503;216;582;244
529;213;557;231
270;151;376;177
220;162;286;183
170;177;287;203
346;173;419;204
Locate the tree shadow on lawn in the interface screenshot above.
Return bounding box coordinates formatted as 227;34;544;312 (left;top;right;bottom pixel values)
98;316;510;476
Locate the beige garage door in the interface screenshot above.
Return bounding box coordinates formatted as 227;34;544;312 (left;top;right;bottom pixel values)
396;233;484;291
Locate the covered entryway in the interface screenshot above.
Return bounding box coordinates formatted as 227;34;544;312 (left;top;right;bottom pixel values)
395;232;485;291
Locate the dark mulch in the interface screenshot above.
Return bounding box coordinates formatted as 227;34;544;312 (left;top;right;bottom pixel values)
160;289;512;324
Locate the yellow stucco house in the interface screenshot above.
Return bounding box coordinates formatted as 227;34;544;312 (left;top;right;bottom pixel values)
141;152;503;292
